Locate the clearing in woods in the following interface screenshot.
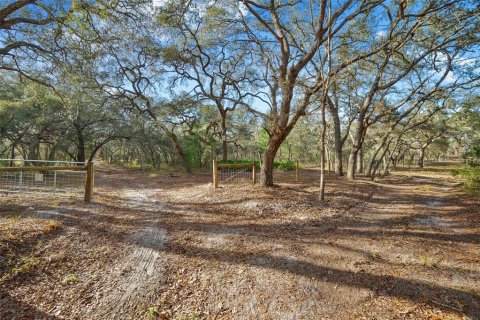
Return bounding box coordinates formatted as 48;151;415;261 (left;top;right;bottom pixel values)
0;163;479;319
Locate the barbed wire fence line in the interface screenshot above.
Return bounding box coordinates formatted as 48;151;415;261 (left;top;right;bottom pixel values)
0;159;94;201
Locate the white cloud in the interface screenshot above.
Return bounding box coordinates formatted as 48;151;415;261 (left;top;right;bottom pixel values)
152;0;167;7
444;71;456;83
375;30;387;39
238;3;248;16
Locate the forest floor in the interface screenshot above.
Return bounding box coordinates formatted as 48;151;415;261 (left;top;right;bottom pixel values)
0;162;479;320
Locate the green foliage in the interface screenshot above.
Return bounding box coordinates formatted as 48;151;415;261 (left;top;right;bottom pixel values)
216;159;296;171
452;166;480;183
11;256;40;275
218;159;258;165
176;311;201;320
257;130;269;151
465;146;480;160
184;135;206;169
274;160;296;171
452;165;480;197
145;306;159;319
62;274;78;285
419;255;438;267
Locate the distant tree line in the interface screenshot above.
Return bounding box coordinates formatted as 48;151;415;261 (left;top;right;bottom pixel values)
0;0;479;194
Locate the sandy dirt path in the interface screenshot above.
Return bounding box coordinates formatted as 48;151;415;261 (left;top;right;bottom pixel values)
0;166;479;319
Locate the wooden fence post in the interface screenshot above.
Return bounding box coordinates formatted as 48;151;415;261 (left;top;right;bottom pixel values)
213;160;219;188
252;163;256;185
84;161;94;203
295;160;299;182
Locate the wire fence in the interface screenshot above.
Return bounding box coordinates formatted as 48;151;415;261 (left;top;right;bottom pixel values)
219;166;253;184
213;161;255;188
0;159;87;197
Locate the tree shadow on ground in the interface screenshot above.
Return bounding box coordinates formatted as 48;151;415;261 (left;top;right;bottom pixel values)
0;291;62;320
13;201;478;317
1;168;478;318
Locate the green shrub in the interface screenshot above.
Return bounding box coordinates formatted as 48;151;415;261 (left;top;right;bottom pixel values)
218;159;260;168
452;167;480;183
452;166;480;197
216;159;296;171
274;160;296;171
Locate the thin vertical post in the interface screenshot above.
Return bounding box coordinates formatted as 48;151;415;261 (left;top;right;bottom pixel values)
295;160;299;182
53;171;57;195
252;163;256;185
213;160;219;188
84;161;94;203
19;171;23;190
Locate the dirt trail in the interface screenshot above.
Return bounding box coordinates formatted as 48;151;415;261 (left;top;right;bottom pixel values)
86;189;169;319
88;227;167;319
1;167;479;320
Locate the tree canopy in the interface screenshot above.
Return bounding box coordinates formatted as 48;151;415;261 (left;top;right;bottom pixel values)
1;0;479;191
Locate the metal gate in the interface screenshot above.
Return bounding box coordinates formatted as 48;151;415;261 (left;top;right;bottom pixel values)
0;159;94;202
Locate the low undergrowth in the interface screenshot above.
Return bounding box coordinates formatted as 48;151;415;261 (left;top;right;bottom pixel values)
452;165;480;197
218;159;297;171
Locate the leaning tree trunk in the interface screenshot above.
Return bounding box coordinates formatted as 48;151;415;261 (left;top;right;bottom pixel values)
371;145;389;181
366;136;388;177
155;120;191;173
170;133;191;173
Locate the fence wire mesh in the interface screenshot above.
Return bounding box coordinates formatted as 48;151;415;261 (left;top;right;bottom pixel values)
0;159;87;196
218;166;253;184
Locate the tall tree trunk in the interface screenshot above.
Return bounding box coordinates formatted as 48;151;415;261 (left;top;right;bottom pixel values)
260;137;283;186
10;144;15;166
347;125;364;179
47;144;57;160
327;102;344;176
347;152;356;179
259;116;297;186
418;148;426;168
319;103;327;201
356;149;364;174
220;111;228;162
27;135;39;161
75;126;86;163
347;108;370;180
381;155;390;177
326;147;331;174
